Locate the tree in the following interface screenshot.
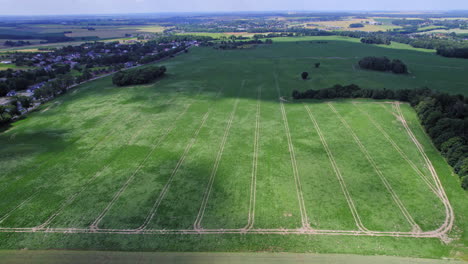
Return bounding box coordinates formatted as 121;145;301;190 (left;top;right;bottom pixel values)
0;105;7;120
454;157;468;176
315;63;321;68
0;82;8;97
301;72;309;80
13;96;32;109
462;176;468;190
391;59;408;74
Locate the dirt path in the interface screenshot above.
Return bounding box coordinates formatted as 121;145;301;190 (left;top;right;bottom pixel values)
275;74;310;230
328;103;420;232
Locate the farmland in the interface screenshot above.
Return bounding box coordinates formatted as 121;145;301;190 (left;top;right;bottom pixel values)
0;36;466;259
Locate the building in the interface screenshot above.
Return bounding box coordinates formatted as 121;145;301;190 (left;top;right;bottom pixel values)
6;91;17;97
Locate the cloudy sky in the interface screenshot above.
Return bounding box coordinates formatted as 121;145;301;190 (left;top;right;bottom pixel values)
0;0;467;15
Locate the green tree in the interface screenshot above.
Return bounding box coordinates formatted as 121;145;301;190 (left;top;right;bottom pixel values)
461;176;468;190
301;72;309;80
0;105;7;120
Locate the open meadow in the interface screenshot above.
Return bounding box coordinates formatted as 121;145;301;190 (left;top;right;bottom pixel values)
0;37;466;259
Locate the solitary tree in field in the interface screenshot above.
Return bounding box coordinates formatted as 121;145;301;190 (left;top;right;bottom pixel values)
315;62;321;68
229;35;236;42
301;72;309;80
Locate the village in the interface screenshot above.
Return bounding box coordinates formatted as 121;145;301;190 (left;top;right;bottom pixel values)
0;37;202;124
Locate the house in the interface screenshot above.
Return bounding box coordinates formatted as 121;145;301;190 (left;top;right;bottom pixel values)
6;91;17;97
124;62;135;68
0;60;12;64
26;82;45;93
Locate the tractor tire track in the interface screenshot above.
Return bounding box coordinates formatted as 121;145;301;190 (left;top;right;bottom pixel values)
274;74;310;230
243;85;261;231
137;88;225;231
304;104;368;232
328;103;420;232
193;95;240;230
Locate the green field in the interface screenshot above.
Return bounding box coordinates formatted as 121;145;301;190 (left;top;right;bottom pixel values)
0;37;466;260
0;63;36;70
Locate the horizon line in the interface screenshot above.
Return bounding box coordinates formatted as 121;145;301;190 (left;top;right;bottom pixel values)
1;9;468;17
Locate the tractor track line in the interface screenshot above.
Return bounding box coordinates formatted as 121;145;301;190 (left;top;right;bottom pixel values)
137;112;210;230
244;84;262;231
137;88;225;231
88;87;207;230
0;192;39;225
0;110;140;226
34;98;176;229
379;102;440;192
275;74;310;230
89;104;193;230
353;103;440;196
304;104;368;232
328;103;420;232
193;95;240;230
393;102;454;238
0;106;125;196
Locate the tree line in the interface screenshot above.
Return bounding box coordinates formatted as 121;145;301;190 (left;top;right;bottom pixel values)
112;65;166;86
360;36;391;45
4;40;31;47
436;47;468;59
292;85;468;190
358;56;408;74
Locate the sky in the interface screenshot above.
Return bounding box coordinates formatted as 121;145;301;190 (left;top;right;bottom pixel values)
0;0;467;15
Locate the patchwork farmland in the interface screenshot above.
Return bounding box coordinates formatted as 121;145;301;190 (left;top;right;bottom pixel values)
0;38;466;257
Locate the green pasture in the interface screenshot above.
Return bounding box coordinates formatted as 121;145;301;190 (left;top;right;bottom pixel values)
0;37;466;260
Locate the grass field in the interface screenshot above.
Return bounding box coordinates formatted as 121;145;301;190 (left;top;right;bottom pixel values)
0;64;36;70
0;36;466;260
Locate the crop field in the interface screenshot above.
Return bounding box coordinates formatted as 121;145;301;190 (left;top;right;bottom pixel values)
0;37;466;258
304;18;401;32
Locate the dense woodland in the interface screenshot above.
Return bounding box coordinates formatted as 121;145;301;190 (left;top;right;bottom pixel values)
436;47;468;59
360;36;391;45
292;85;468;190
4;40;31;47
358;56;408;74
112;65;166;86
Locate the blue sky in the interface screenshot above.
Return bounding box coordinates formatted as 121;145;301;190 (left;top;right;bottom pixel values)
0;0;467;15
